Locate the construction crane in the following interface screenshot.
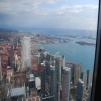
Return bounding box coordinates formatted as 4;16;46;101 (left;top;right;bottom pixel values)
54;51;60;56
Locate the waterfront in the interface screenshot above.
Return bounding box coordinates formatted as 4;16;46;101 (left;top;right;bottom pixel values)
0;28;95;101
23;27;97;72
37;40;95;72
10;27;96;71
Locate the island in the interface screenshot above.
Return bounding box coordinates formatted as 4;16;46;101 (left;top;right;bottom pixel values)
61;35;96;40
75;41;96;46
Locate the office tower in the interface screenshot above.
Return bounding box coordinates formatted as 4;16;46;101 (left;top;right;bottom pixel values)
74;63;82;85
61;55;65;68
61;67;71;101
66;62;82;86
76;79;84;101
87;70;93;89
50;64;56;101
45;61;50;75
46;54;51;62
55;57;62;101
40;52;45;63
87;84;92;101
28;74;35;88
81;72;87;91
0;57;2;81
28;74;36;96
21;37;31;71
41;63;46;96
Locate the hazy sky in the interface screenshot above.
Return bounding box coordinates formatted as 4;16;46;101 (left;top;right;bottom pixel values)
0;0;99;30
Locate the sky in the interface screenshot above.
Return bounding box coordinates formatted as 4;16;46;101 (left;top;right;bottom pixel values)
0;0;99;30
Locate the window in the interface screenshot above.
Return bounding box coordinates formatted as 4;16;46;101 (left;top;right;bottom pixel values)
0;0;99;101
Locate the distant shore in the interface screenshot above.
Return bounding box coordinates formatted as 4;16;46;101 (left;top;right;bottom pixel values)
75;41;95;46
61;35;96;40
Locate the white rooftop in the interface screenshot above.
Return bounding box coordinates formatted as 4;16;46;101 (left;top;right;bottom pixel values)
10;87;25;97
35;77;41;90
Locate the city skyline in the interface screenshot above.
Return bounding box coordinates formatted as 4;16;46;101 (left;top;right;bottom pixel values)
0;29;94;101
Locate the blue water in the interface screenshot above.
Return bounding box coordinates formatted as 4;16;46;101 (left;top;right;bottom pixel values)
18;27;97;72
38;42;95;72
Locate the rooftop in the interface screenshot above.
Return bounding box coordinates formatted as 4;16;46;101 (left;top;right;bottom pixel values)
10;87;25;97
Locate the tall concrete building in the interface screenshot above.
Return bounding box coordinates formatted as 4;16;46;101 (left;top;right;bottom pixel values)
76;79;84;101
87;84;92;101
45;61;50;76
40;52;45;63
61;67;71;101
66;62;82;86
55;56;62;101
87;70;93;89
0;57;2;81
21;37;31;71
81;72;87;91
41;62;46;96
61;55;65;68
50;64;56;101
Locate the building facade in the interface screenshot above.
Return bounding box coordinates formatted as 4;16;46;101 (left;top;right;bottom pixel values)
76;79;84;101
81;72;87;91
87;70;93;89
21;37;31;71
61;67;71;101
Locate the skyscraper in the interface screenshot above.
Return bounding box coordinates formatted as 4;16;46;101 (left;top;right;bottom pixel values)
87;70;93;89
50;64;56;101
76;79;84;101
41;62;46;96
55;56;62;101
74;63;82;85
66;62;82;86
81;72;87;91
87;84;92;101
61;55;65;68
21;37;31;71
61;67;71;101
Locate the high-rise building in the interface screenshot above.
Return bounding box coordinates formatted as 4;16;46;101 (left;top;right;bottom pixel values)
50;64;56;101
41;62;46;96
61;67;71;101
87;70;93;89
61;55;65;68
40;52;46;63
28;74;35;89
87;84;92;101
76;79;84;101
0;57;2;81
66;62;82;86
21;37;31;71
81;72;87;91
55;56;62;101
45;61;50;75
